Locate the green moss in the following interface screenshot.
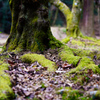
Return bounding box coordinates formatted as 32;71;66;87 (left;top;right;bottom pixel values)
69;57;100;74
21;53;57;71
81;36;100;46
0;62;15;99
96;52;100;60
61;36;100;60
59;46;81;66
8;38;18;51
49;36;63;49
71;40;85;47
33;98;40;100
95;90;100;99
61;37;70;43
71;48;91;57
0;55;9;62
57;87;84;100
82;36;97;41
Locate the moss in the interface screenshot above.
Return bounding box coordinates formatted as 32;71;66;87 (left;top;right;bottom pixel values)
71;48;91;57
49;35;63;49
21;53;57;71
95;90;100;99
8;38;18;51
82;36;97;41
61;37;70;43
81;36;100;46
0;55;9;62
71;40;85;47
57;87;84;100
33;98;40;100
69;57;100;74
0;62;15;99
96;52;100;60
62;36;100;60
59;46;81;66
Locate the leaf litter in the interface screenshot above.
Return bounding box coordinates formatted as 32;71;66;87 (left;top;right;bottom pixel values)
3;49;100;100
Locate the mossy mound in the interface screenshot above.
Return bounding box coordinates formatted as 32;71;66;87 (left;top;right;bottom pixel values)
0;62;15;99
59;46;100;74
61;36;100;73
59;45;100;85
61;37;70;44
21;53;57;71
59;46;81;67
69;57;100;74
62;36;100;51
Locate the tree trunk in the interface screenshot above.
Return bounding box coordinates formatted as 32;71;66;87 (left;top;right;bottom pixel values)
4;0;62;52
51;0;82;37
66;0;82;37
81;0;95;37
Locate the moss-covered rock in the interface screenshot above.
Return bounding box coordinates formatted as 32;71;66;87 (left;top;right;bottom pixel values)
0;62;15;99
21;53;57;71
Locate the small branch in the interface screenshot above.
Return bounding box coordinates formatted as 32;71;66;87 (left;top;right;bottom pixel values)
50;0;71;21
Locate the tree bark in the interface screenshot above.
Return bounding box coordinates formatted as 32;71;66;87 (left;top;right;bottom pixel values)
81;0;95;37
51;0;82;37
4;0;62;52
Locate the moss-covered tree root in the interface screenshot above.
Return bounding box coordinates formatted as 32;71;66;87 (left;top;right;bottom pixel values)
21;53;57;71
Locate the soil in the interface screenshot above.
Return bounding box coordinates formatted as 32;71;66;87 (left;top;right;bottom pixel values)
0;33;9;46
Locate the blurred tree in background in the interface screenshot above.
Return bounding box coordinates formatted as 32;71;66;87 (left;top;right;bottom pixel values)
81;0;95;37
0;0;99;36
0;0;11;33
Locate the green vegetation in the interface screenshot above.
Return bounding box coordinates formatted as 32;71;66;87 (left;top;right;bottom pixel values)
0;62;15;99
71;40;85;47
59;46;81;66
69;57;100;74
59;45;100;85
95;90;100;99
21;53;57;71
59;45;100;74
61;37;70;43
57;87;92;100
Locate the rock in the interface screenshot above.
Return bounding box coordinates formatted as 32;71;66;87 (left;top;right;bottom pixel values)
55;70;66;74
90;91;97;95
94;84;99;90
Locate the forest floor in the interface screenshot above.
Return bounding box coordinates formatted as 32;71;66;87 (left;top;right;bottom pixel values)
1;27;100;100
